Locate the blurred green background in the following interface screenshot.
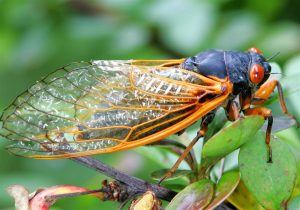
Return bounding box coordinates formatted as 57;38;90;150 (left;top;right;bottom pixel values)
1;0;300;209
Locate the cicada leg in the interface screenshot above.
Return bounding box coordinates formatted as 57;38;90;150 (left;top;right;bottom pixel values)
158;114;214;184
240;79;298;163
225;100;240;121
244;107;273;163
253;79;299;127
226;100;274;162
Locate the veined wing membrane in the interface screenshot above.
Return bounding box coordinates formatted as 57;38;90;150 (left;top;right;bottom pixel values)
0;60;229;158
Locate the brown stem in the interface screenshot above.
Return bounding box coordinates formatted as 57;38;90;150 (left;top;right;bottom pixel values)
72;157;176;201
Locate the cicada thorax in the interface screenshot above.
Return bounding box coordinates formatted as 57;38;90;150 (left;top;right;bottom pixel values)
181;49;271;97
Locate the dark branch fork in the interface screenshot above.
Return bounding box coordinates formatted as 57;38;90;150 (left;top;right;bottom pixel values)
71;156;236;210
72;156;177;201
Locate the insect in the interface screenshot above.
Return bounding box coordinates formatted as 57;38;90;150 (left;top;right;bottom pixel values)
0;48;297;178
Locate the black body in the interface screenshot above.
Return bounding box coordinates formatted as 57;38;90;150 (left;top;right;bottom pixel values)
180;49;272;96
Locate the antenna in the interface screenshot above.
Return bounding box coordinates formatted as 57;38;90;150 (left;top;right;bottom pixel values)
266;52;280;61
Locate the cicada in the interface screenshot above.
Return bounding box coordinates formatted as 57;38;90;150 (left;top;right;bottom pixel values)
0;48;296;165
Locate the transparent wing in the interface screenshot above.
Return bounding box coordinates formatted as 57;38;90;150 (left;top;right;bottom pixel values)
0;60;229;158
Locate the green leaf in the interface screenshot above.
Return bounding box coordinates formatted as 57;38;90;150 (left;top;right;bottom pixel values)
239;132;297;210
205;171;240;209
161;183;186;192
166;179;214;210
151;169;193;181
202;116;264;159
227;181;265;210
288;195;300;210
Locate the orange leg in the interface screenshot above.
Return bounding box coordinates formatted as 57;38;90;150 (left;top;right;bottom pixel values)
158;114;213;184
239;91;252;111
253;80;299;127
158;132;202;184
244;107;273;163
226;101;240;121
252;80;278;104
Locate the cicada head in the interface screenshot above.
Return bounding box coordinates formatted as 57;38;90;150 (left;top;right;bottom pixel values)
247;48;272;87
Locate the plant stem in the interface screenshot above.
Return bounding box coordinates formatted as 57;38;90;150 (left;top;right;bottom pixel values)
72;156;176;201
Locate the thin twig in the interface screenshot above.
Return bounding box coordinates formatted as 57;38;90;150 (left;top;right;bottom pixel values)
72;157;177;201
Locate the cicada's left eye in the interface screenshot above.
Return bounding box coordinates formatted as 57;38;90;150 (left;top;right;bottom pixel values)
250;64;264;84
248;47;262;55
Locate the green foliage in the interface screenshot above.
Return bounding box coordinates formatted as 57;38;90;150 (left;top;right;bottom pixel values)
162;116;298;209
202;116;264;159
239;132;296;209
205;171;240;209
1;0;300;209
227;181;265;210
166;179;214;210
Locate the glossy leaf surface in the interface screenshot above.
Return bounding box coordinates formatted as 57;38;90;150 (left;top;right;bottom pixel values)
227;181;265;210
166;179;214;210
205;171;240;209
239;132;296;210
202;116;264;159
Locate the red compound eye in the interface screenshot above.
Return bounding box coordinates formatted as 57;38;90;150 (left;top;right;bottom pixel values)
250;64;264;84
248;47;262;55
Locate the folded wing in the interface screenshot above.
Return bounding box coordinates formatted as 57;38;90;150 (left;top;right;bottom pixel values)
0;60;230;158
